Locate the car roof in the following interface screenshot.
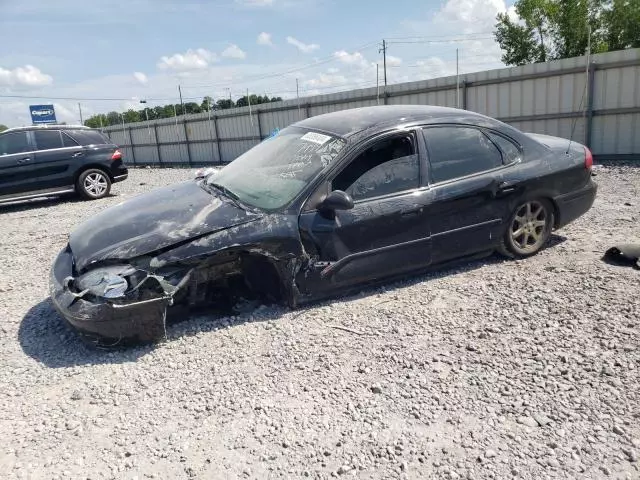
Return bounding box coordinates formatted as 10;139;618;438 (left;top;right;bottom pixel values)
292;105;501;138
1;124;92;135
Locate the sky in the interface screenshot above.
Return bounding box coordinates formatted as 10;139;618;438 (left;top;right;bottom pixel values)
0;0;517;127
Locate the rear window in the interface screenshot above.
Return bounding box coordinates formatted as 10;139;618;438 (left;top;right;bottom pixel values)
66;129;111;146
34;130;63;150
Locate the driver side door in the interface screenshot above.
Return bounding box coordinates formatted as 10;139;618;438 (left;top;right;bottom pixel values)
296;131;432;296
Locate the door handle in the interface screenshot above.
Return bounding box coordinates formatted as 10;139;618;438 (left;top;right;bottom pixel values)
72;151;84;158
16;157;31;164
497;181;517;194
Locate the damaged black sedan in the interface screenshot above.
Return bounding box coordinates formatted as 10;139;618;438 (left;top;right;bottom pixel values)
50;105;597;346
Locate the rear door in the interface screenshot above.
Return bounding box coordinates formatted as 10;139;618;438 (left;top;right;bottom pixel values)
33;130;84;190
421;125;522;263
297;131;432;295
0;131;39;198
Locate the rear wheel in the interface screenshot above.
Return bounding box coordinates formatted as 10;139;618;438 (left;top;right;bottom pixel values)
498;199;554;258
77;169;111;200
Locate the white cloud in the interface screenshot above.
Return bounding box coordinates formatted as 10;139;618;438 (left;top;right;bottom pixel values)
157;48;217;71
286;36;319;53
257;32;273;46
235;0;274;5
386;55;402;67
327;67;340;74
333;50;370;69
222;44;247;59
435;0;509;28
0;65;52;87
133;72;148;85
303;73;347;89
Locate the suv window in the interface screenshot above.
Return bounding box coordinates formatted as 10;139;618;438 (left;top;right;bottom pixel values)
332;135;419;201
423;127;502;183
34;130;63;150
62;132;79;147
0;132;31;156
487;131;521;164
66;129;109;146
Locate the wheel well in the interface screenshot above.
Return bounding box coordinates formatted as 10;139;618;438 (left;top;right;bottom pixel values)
545;197;560;229
74;165;113;186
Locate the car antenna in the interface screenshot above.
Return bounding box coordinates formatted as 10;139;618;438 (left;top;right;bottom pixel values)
566;25;591;155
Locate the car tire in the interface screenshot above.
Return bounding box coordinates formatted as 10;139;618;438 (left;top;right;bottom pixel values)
77;169;112;200
498;198;554;259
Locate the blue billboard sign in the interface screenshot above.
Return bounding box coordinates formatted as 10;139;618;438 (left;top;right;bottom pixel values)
29;104;57;125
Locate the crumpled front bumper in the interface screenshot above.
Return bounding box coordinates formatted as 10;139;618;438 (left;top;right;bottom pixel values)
49;246;170;346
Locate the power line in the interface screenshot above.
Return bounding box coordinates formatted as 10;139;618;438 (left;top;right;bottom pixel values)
180;40;380;90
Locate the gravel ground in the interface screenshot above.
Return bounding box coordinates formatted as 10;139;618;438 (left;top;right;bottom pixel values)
0;166;639;480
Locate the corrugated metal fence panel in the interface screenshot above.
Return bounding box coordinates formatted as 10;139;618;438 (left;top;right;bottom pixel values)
188;141;219;164
157;122;184;144
104;48;640;163
133;146;159;164
188;119;217;141
220;139;259;164
259;108;297;136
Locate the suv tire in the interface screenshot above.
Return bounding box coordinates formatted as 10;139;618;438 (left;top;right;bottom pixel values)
77;169;112;200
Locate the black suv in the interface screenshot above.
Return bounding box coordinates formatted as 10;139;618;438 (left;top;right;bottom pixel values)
0;125;128;204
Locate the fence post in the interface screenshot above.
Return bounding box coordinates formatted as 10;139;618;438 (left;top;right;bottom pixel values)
153;124;162;166
256;109;262;141
127;127;136;166
213;115;223;165
183;120;192;167
462;80;468;110
305;103;310;119
585;62;596;149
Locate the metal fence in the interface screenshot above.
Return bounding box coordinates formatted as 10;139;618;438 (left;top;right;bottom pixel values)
104;48;640;165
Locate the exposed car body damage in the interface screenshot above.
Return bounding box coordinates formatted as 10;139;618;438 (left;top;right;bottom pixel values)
50;105;598;347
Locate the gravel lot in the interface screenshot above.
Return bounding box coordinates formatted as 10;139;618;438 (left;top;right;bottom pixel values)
1;166;639;480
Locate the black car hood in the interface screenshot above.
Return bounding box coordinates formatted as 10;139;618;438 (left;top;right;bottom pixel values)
69;180;262;272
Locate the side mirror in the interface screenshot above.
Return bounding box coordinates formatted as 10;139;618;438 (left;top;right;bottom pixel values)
320;190;354;211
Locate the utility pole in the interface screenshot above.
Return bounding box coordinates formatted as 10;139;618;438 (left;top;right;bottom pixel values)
456;48;460;109
178;85;185;115
78;103;83;125
247;88;253;126
296;78;301;119
379;39;387;97
376;63;380;105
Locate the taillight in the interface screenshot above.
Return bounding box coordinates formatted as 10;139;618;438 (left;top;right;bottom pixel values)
111;149;122;161
584;146;593;170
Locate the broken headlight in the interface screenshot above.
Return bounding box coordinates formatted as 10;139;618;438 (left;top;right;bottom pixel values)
75;265;137;299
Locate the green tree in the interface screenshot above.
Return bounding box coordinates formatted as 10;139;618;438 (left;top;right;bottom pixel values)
184;102;202;114
0;124;7;132
603;0;640;50
201;96;214;111
106;111;121;126
494;0;637;66
123;109;140;123
216;99;234;110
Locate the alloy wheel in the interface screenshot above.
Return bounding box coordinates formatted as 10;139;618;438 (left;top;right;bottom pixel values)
84;172;108;197
510;200;548;252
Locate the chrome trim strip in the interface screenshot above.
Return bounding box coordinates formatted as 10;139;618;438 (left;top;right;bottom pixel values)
0;187;75;203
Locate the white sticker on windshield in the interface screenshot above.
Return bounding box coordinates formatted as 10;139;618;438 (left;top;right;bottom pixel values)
300;132;331;145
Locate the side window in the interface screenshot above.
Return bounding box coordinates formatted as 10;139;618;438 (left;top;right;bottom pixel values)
486;132;521;164
67;129;109;146
423;127;502;183
0;132;31;156
34;130;63;150
62;132;79;147
332;136;419;202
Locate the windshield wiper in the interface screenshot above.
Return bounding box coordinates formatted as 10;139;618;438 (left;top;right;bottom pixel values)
205;182;254;211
